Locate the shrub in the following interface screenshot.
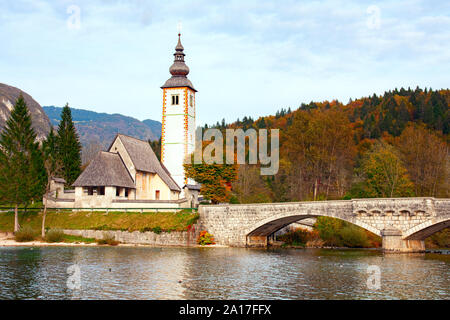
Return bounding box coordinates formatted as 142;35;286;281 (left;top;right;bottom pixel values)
340;225;369;248
45;229;65;243
426;229;450;248
97;234;119;246
14;226;36;242
314;216;379;248
197;230;215;245
278;228;311;247
315;217;344;246
152;226;162;234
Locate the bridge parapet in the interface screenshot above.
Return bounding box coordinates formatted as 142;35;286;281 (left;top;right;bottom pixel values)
198;198;449;252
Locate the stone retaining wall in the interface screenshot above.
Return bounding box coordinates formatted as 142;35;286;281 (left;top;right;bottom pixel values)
63;229;198;246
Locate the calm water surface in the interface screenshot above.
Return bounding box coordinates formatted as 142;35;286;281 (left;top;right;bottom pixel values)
0;246;448;299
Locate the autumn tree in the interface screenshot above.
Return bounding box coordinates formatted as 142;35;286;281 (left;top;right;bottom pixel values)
0;95;46;232
358;141;414;198
284;108;355;200
232;164;273;203
396;124;448;197
81;139;103;166
184;161;237;204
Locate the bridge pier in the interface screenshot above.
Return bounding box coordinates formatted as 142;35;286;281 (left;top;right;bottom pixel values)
381;228;425;253
246;235;268;247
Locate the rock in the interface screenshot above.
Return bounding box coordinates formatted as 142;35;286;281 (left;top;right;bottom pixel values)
0;83;52;141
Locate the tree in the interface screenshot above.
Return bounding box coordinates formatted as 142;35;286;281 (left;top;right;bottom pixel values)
0;95;46;232
56;104;82;186
184;161;237;204
359;141;414;197
232;164;272;203
396;124;448;197
284;108;355;200
41;129;62;238
81;139;103;166
149;137;161;161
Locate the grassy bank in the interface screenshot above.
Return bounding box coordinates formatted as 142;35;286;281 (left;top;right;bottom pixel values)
0;210;199;233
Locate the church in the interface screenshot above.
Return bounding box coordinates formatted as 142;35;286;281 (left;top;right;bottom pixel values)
46;34;200;210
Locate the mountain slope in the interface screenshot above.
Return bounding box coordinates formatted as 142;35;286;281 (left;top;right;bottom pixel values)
0;83;52;141
43;106;161;148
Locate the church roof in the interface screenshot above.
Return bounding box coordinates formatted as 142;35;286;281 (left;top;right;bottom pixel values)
112;134;181;192
161;34;197;92
72;151;135;188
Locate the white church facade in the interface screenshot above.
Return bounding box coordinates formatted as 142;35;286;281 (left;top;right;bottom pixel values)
46;34;200;210
160;33;197;188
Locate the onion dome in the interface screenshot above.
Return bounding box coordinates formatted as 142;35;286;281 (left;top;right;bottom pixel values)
161;34;197;92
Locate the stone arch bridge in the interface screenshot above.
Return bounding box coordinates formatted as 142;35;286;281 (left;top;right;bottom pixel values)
198;198;450;252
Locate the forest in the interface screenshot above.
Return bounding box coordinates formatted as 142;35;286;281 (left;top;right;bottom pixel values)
195;87;449;204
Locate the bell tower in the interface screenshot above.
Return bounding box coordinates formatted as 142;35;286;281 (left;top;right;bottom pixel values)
161;33;197;189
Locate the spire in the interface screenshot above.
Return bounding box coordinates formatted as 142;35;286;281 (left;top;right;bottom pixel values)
170;33;188;76
161;33;197;92
175;33;184;51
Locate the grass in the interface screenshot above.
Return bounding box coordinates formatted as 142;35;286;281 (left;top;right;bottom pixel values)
0;210;199;233
61;234;96;243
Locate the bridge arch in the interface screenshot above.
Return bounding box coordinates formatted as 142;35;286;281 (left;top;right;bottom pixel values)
244;211;381;239
403;215;450;240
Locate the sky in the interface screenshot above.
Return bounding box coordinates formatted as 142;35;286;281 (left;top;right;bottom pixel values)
0;0;449;125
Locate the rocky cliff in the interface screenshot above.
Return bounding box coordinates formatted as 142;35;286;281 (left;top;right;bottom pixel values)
0;83;51;141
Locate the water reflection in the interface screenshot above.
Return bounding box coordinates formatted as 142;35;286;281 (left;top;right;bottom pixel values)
0;246;448;300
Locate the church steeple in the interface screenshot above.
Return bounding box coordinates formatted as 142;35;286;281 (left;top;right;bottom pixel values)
160;32;197;190
161;33;196;92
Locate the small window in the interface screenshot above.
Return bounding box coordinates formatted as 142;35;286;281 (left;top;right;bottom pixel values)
88;187;93;196
125;188;129;197
116;187;120;197
155;190;160;200
189;95;193;107
171;95;179;105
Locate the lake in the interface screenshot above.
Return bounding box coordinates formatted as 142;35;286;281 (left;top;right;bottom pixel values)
0;246;448;300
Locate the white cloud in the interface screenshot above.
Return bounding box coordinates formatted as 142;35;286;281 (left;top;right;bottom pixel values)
0;0;448;125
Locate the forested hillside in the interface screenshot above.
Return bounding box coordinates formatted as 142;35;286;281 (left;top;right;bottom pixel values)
206;87;449;203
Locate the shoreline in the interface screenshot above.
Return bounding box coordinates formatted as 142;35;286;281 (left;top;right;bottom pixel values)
0;238;228;248
0;240;447;253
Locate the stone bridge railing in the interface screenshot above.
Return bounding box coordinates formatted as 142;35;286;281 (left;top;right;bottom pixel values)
198;198;450;252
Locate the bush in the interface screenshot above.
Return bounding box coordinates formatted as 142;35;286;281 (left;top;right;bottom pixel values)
97;234;119;246
45;229;65;243
197;231;215;245
14;226;37;242
340;225;369;248
152;226;162;234
314;217;379;248
426;229;450;248
315;217;344;246
278;229;311;247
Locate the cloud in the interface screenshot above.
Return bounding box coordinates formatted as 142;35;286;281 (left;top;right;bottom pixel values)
0;0;448;125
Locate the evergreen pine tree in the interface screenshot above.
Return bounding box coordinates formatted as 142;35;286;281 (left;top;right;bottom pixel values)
0;95;46;232
56;103;82;186
41;128;61;238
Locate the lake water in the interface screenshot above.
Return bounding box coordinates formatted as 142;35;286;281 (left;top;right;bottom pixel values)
0;246;448;300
